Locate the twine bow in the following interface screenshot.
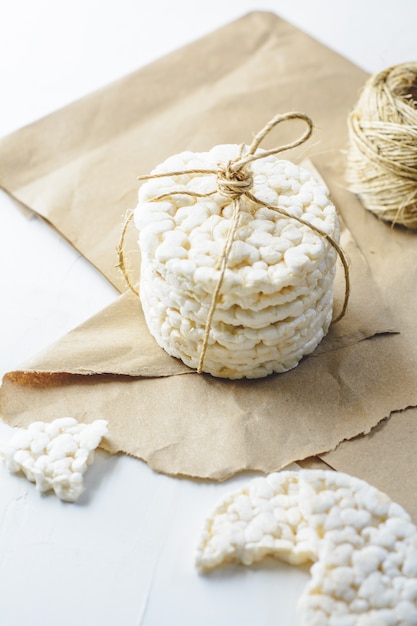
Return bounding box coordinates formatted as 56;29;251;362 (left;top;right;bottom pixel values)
117;112;350;374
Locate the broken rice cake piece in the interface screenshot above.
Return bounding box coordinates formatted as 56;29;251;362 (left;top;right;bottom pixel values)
0;417;108;502
196;469;417;625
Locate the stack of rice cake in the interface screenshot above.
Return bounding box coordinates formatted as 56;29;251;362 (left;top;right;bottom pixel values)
134;144;339;379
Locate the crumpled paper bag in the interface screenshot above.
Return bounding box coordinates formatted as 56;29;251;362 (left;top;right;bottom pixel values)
0;217;399;480
1;11;416;518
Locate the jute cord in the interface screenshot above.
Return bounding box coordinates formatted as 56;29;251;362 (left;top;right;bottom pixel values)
346;62;417;229
118;112;350;373
116;209;140;296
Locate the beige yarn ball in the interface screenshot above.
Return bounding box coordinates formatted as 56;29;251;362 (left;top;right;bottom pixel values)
346;62;417;229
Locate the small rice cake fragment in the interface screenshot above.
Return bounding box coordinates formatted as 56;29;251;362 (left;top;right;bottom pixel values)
0;418;108;502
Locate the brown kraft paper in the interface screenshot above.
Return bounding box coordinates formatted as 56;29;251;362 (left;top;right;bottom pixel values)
0;12;416;519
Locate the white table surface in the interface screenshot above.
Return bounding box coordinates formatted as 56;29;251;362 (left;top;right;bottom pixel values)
1;2;417;624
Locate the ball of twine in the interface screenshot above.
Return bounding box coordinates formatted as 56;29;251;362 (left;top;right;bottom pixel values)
346;62;417;229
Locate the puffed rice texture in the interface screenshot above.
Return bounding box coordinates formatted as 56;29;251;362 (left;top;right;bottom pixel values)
135;144;340;379
0;417;108;502
196;469;417;625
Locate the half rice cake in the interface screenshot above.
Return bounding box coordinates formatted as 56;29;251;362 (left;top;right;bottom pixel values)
134;144;340;379
195;469;417;626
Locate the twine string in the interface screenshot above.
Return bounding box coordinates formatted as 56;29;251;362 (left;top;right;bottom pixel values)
116;209;139;296
118;112;350;374
198;199;242;372
235;111;314;169
244;191;350;324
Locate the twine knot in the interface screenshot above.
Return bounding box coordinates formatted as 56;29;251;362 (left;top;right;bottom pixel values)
217;162;254;200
